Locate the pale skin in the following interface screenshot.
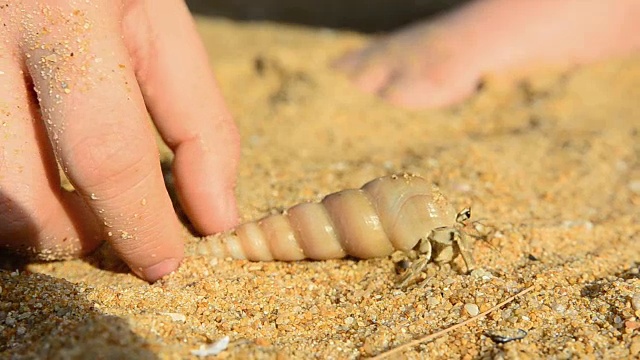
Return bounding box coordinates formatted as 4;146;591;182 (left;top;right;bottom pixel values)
336;0;640;109
0;0;239;282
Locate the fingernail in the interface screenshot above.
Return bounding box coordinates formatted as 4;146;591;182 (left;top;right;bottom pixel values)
141;258;181;282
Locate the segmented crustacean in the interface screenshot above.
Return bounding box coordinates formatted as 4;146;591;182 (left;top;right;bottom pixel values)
191;174;475;273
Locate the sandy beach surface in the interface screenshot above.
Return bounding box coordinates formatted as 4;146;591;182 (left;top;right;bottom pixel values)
2;15;640;359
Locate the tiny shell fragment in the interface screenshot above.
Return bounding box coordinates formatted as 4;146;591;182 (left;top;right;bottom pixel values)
159;312;186;323
191;336;230;357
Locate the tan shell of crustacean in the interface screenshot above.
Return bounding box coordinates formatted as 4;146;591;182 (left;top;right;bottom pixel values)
191;174;458;261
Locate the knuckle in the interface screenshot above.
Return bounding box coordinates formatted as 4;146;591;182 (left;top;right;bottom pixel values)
65;129;155;191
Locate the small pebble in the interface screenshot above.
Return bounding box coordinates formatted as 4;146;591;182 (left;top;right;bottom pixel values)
625;320;640;330
551;303;566;314
5;316;15;326
344;317;355;326
427;297;440;306
464;303;480;316
470;268;493;280
631;293;640;311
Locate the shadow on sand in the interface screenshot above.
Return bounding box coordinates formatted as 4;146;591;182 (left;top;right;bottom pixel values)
0;268;158;359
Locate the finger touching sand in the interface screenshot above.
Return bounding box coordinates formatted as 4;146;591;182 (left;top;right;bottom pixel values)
20;2;185;281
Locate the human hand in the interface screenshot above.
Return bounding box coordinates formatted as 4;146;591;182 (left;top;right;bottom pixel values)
0;0;240;281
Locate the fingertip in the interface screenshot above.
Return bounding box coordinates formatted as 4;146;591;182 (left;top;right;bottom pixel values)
120;204;187;282
203;186;239;233
175;163;240;235
164;122;239;235
379;72;463;109
138;256;183;282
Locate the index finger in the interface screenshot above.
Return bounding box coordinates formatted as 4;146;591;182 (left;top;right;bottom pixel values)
21;2;183;281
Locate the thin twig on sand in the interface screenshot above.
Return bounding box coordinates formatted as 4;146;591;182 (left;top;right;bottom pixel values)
369;285;535;359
